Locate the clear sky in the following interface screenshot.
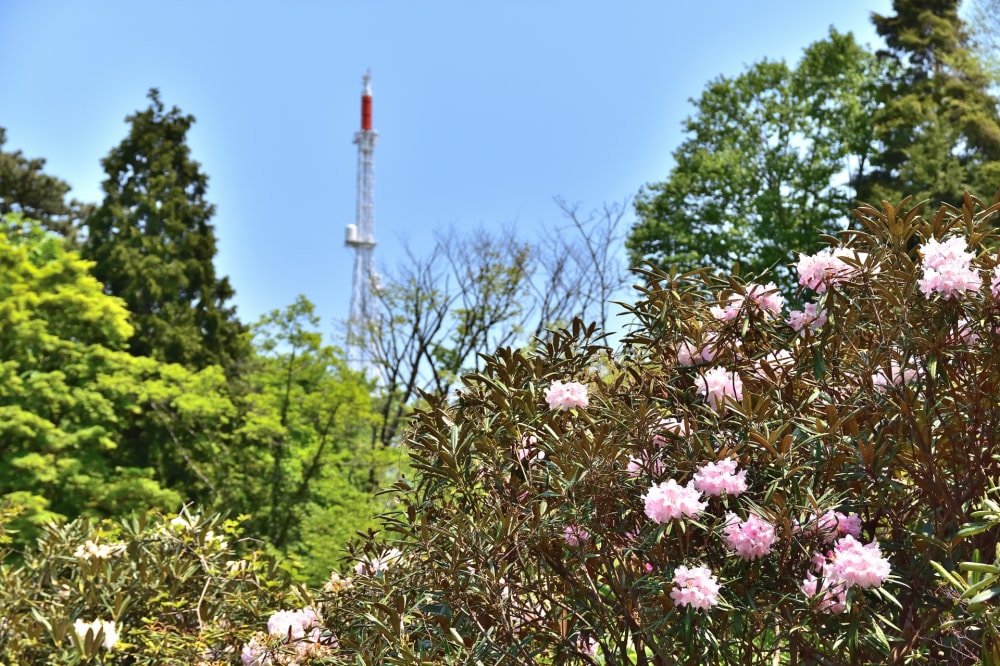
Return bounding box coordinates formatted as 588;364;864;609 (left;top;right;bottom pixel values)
1;0;892;338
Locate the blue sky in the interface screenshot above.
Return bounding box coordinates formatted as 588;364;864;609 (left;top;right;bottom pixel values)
1;0;891;337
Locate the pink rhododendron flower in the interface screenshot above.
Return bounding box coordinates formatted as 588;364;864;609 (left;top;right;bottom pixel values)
696;367;743;410
722;512;777;560
544;380;589;411
753;349;795;379
676;340;702;366
799;511;862;542
651;417;690;446
626;453;665;478
797;249;874;293
576;635;598;657
828;535;891;589
801;572;848;614
787;302;828;334
355;548;402;576
991;265;1000;298
671;564;721;610
643;479;706;523
918;236;982;299
711;282;784;321
746;282;784;316
563;525;590;547
515;434;545;462
872;361;919;392
802;535;890;613
951;318;981;346
692;458;747;496
710;298;742;322
268;607;321;641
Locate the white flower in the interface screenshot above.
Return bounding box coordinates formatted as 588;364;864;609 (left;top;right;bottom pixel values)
74;618;119;649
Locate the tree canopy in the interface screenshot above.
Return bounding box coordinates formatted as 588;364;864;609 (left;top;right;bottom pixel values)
627;30;886;292
0;128;92;243
82;89;245;372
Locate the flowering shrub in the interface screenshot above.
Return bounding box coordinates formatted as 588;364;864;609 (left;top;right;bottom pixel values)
4;196;1000;664
0;508;324;664
320;196;1000;664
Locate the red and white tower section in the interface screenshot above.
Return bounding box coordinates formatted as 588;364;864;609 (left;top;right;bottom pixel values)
345;70;379;377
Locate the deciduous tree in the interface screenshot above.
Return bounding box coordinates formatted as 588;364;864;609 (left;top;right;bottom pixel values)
627;30;887;293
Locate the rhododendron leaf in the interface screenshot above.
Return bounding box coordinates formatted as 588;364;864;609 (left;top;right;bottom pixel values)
811;348;826;381
959;562;1000;575
967;587;1000;607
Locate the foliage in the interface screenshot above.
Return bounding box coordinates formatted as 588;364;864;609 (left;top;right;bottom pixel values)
932;478;1000;665
322;195;1000;664
0;508;319;665
0;216;388;576
236;295;396;582
0;213;188;543
370;202;629;448
864;0;1000;209
966;0;1000;84
0;127;93;243
628;30;888;294
82;89;246;372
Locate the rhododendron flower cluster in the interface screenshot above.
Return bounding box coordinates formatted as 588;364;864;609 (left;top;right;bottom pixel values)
827;535;891;588
692;458;747;496
917;235;982;299
355;548;403;576
711;282;784;321
626;453;665;478
800;510;862;542
73;618;119;650
267;607;321;641
800;572;848;614
563;525;590;547
242;607;335;665
722;513;777;561
643;479;706;523
797;248;873;293
515;434;545;462
74;539;126;560
801;535;891;613
671;565;721;609
787;302;828;334
544;380;589;411
991;265;1000;298
651;416;690;445
696;367;743;410
872;360;919;391
753;349;795;379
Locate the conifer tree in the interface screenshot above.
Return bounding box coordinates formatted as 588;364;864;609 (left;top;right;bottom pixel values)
864;0;1000;207
83;90;245;371
0;127;92;243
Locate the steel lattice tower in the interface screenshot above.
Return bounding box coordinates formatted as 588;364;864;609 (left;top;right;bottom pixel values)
345;70;379;378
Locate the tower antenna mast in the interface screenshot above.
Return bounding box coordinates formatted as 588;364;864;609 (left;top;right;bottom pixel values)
345;70;379;379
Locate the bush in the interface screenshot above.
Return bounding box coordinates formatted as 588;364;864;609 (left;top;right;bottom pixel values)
326;196;1000;664
5;196;1000;665
0;507;325;664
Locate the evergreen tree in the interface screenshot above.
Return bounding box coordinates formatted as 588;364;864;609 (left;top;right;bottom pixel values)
864;0;1000;207
83;89;245;371
0;127;92;243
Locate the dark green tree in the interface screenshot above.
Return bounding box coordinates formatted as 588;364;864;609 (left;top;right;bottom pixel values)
82;89;245;372
628;30;887;292
864;0;1000;207
0;128;92;243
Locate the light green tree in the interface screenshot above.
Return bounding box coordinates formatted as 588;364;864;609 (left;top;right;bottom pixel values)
627;30;888;293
